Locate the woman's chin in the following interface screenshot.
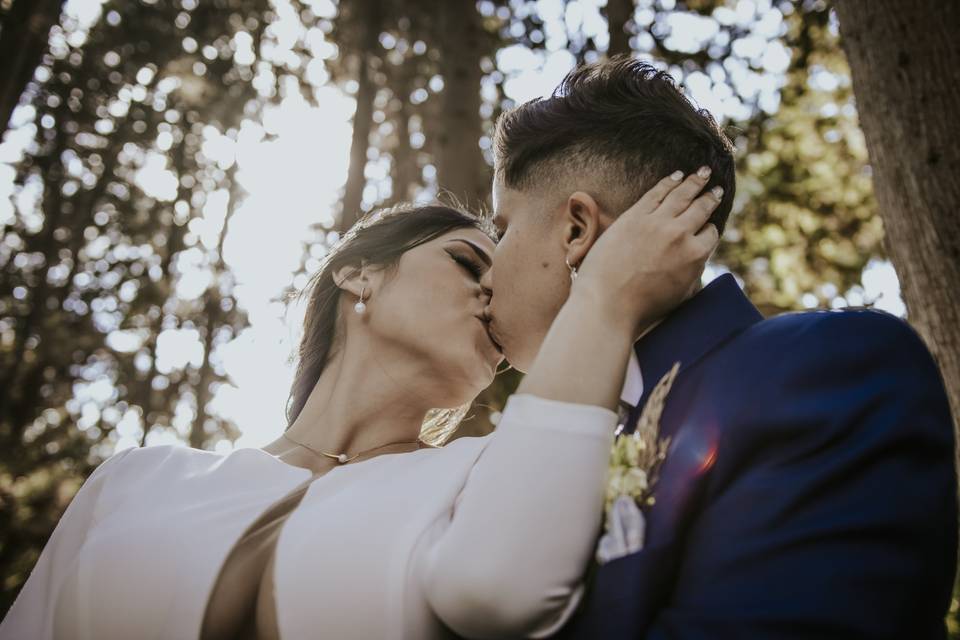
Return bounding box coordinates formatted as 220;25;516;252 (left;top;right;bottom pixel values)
482;343;502;364
432;366;492;405
465;361;497;393
482;351;504;380
470;365;498;397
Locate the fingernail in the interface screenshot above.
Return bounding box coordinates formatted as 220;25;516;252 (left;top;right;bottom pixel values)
670;170;684;181
697;166;712;179
711;186;724;200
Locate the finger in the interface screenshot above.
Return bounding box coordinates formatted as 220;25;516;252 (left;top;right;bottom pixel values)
631;170;686;214
614;171;686;223
692;222;720;254
656;165;714;217
678;187;723;233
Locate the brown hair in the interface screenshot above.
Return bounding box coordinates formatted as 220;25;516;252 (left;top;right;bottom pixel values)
493;55;736;233
284;202;497;446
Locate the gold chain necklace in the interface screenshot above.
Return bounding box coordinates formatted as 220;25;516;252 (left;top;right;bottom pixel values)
281;432;422;465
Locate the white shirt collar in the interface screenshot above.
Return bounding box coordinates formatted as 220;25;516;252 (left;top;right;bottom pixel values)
620;349;644;406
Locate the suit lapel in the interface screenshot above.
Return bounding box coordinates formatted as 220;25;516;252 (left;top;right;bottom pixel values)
552;276;764;639
624;273;763;435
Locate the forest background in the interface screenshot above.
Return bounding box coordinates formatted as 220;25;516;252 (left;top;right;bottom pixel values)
1;0;958;629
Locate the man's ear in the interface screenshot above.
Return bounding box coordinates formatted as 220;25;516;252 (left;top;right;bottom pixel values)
562;191;611;267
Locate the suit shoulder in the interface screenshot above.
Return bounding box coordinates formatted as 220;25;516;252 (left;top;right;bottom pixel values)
711;308;952;463
746;307;929;358
753;305;905;333
717;307;945;407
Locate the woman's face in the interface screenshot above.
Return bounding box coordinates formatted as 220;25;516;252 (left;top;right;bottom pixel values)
361;226;504;407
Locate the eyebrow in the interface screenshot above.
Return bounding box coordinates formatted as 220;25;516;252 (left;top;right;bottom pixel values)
447;239;492;268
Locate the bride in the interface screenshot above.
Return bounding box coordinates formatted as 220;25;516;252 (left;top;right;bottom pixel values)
1;170;720;639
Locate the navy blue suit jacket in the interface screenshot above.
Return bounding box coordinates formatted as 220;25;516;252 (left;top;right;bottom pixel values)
552;273;957;639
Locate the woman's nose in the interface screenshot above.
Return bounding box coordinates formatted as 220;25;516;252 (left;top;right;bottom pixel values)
478;265;493;294
478;283;493;317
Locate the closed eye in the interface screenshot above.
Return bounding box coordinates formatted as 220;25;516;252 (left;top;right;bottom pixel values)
449;251;484;279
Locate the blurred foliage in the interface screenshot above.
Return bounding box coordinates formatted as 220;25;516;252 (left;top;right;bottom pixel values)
715;1;880;314
0;0;913;621
0;0;286;613
327;0;507;230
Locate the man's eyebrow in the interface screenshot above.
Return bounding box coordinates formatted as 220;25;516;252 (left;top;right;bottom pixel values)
446;239;492;267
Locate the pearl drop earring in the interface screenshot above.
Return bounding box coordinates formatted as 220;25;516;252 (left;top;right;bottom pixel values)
354;286;367;314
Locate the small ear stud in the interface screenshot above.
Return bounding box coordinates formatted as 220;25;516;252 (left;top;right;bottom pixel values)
354;287;367;314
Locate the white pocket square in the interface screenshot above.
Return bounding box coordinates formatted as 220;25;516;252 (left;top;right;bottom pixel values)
596;495;646;564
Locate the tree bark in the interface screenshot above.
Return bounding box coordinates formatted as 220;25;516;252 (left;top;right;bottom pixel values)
434;0;488;209
834;2;960;434
337;0;380;233
389;59;417;204
605;0;634;59
0;0;64;140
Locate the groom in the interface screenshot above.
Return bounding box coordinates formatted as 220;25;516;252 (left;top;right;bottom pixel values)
480;57;957;637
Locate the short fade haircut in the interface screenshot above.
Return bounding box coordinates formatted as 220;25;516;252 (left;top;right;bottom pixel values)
493;56;736;234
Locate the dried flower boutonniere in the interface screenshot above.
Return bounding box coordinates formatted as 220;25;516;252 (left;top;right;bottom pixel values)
595;361;680;565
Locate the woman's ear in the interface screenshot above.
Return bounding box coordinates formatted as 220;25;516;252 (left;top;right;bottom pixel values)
563;191;610;267
332;262;369;299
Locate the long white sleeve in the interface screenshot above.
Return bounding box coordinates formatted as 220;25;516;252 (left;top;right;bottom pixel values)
421;393;617;639
0;446;135;640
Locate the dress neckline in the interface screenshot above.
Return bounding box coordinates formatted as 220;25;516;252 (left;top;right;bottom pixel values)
238;442;432;479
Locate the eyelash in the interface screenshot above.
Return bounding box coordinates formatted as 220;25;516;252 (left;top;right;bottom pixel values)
451;253;483;279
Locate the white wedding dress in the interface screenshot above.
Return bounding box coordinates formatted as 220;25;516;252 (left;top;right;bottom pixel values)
0;393;618;640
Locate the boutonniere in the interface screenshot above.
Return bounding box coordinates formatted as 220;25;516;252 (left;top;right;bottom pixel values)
595;361;680;565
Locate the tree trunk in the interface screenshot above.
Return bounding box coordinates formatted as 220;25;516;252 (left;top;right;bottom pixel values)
435;0;488;209
0;0;64;139
0;105;66;436
390;61;417;205
834;2;960;434
337;0;380;233
605;0;634;58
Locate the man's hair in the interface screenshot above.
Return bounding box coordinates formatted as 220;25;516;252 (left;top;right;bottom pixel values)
493;56;736;234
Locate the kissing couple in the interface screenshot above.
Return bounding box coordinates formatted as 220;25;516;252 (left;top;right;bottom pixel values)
2;57;955;640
